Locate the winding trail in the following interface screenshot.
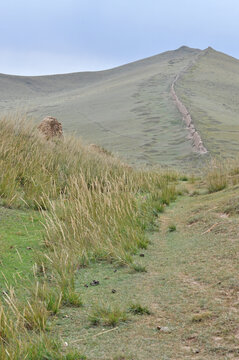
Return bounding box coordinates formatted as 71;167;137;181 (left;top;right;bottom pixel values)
171;60;208;154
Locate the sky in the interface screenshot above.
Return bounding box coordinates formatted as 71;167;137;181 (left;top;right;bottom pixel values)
0;0;238;75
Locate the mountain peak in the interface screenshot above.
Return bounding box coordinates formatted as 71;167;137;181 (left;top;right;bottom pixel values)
176;46;201;54
177;45;191;51
203;46;216;53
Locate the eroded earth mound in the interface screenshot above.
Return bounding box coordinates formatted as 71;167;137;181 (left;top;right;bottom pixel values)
38;116;63;140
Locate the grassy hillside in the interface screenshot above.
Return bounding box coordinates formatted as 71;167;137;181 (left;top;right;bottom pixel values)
0;117;178;359
1;47;239;358
176;47;239;159
1;117;239;358
0;47;202;169
1;47;239;168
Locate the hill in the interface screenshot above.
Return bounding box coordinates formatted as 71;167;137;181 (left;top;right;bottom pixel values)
0;47;201;169
0;46;239;169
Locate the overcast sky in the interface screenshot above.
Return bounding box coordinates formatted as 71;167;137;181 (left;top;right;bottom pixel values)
0;0;238;75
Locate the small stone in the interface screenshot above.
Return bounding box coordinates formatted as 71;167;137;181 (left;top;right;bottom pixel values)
26;247;32;250
112;289;116;293
90;280;99;286
63;315;69;318
63;341;68;347
157;326;171;333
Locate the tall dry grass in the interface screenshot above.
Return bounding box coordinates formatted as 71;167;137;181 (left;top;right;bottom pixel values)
0;115;177;358
0;115;176;263
205;158;239;193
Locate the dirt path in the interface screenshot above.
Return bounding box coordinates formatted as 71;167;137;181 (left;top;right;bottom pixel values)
55;188;239;359
171;60;208;154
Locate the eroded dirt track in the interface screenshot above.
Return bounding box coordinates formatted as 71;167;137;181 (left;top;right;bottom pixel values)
171;62;208;154
56;185;239;359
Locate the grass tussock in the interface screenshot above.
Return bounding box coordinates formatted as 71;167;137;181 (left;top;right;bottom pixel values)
221;196;239;216
205;158;239;193
0;116;178;357
130;263;147;273
191;311;212;323
128;303;151;315
206;159;228;193
168;224;176;232
0;291;86;359
89;303;128;327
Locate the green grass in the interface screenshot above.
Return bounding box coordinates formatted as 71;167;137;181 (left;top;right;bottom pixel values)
128;303;151;315
168;224;176;232
130;263;147;273
191;311;212;323
0;334;86;360
89;303;128;327
62;290;82;308
0;207;42;288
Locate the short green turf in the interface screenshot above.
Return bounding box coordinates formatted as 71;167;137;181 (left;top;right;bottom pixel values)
0;206;43;290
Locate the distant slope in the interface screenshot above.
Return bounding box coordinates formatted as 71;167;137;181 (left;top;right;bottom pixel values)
2;46;239;168
176;48;239;159
0;47;202;169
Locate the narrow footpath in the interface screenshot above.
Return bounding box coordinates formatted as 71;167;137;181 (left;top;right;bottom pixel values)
55;184;239;360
